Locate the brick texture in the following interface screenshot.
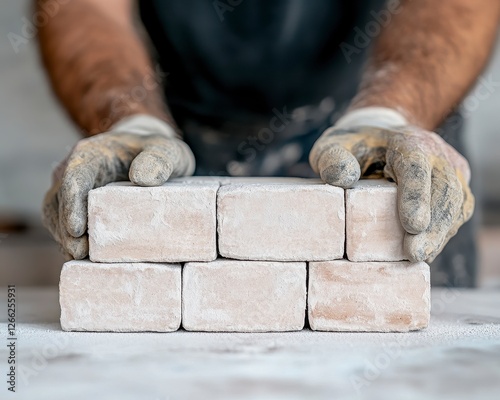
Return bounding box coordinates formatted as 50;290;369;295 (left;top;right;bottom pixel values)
308;260;430;332
217;181;345;261
346;179;406;262
88;181;218;263
182;259;307;332
60;260;181;332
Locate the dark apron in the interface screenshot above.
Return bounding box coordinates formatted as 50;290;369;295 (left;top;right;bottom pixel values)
139;0;477;286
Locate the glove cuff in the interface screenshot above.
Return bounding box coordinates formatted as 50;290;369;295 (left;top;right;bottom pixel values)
335;107;408;130
110;114;178;139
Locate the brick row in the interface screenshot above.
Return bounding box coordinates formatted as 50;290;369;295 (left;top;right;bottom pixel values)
88;178;406;263
60;259;430;333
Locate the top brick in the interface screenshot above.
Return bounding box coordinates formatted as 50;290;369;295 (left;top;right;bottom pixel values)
88;181;218;263
217;178;345;261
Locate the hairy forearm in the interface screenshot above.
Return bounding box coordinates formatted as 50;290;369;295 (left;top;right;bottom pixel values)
36;0;174;136
350;0;500;130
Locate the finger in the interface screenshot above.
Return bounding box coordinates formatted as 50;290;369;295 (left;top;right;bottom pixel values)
458;172;475;224
129;138;194;186
424;175;476;264
334;128;389;177
174;139;196;177
129;149;174;186
60;160;100;238
58;245;74;262
311;127;392;186
383;163;396;182
54;133;140;254
404;164;463;262
60;141;131;237
61;233;89;260
42;183;88;259
389;151;432;234
58;191;89;259
316;144;361;188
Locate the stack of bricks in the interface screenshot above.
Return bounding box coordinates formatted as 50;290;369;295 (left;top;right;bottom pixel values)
60;178;430;333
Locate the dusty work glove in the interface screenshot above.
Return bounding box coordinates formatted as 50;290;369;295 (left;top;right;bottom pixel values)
42;115;195;259
309;107;474;263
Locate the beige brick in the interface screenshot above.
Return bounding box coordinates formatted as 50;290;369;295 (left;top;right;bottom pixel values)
88;181;218;262
346;179;406;262
182;259;306;332
219;177;322;186
60;260;181;332
170;176;224;185
173;176;322;186
308;260;430;332
217;181;345;261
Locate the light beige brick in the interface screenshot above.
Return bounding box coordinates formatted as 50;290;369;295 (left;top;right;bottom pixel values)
170;176;224;185
346;179;406;262
219;177;322;186
173;176;322;186
308;260;430;332
59;260;181;332
88;181;218;263
182;259;306;332
217;181;345;261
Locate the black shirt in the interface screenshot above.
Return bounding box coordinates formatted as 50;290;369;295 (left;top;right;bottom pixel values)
139;0;386;126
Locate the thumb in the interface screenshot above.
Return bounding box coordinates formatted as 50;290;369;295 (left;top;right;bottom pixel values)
315;144;361;188
129;138;195;186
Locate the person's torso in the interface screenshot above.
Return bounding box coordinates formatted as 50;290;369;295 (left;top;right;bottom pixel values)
139;0;386;125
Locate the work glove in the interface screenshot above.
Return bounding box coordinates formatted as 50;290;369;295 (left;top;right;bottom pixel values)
42;115;196;259
309;107;474;263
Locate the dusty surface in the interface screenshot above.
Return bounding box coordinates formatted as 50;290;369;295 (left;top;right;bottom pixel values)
1;287;499;400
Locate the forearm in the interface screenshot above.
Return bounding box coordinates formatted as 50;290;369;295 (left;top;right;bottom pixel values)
36;0;174;136
350;0;500;130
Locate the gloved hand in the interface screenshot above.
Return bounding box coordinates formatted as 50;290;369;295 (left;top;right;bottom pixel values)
42;115;196;259
309;107;474;263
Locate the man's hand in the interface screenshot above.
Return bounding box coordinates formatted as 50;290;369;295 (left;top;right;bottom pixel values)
42;116;195;259
309;108;474;263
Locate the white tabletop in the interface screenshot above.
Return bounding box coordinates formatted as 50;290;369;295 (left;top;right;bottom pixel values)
1;287;499;400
